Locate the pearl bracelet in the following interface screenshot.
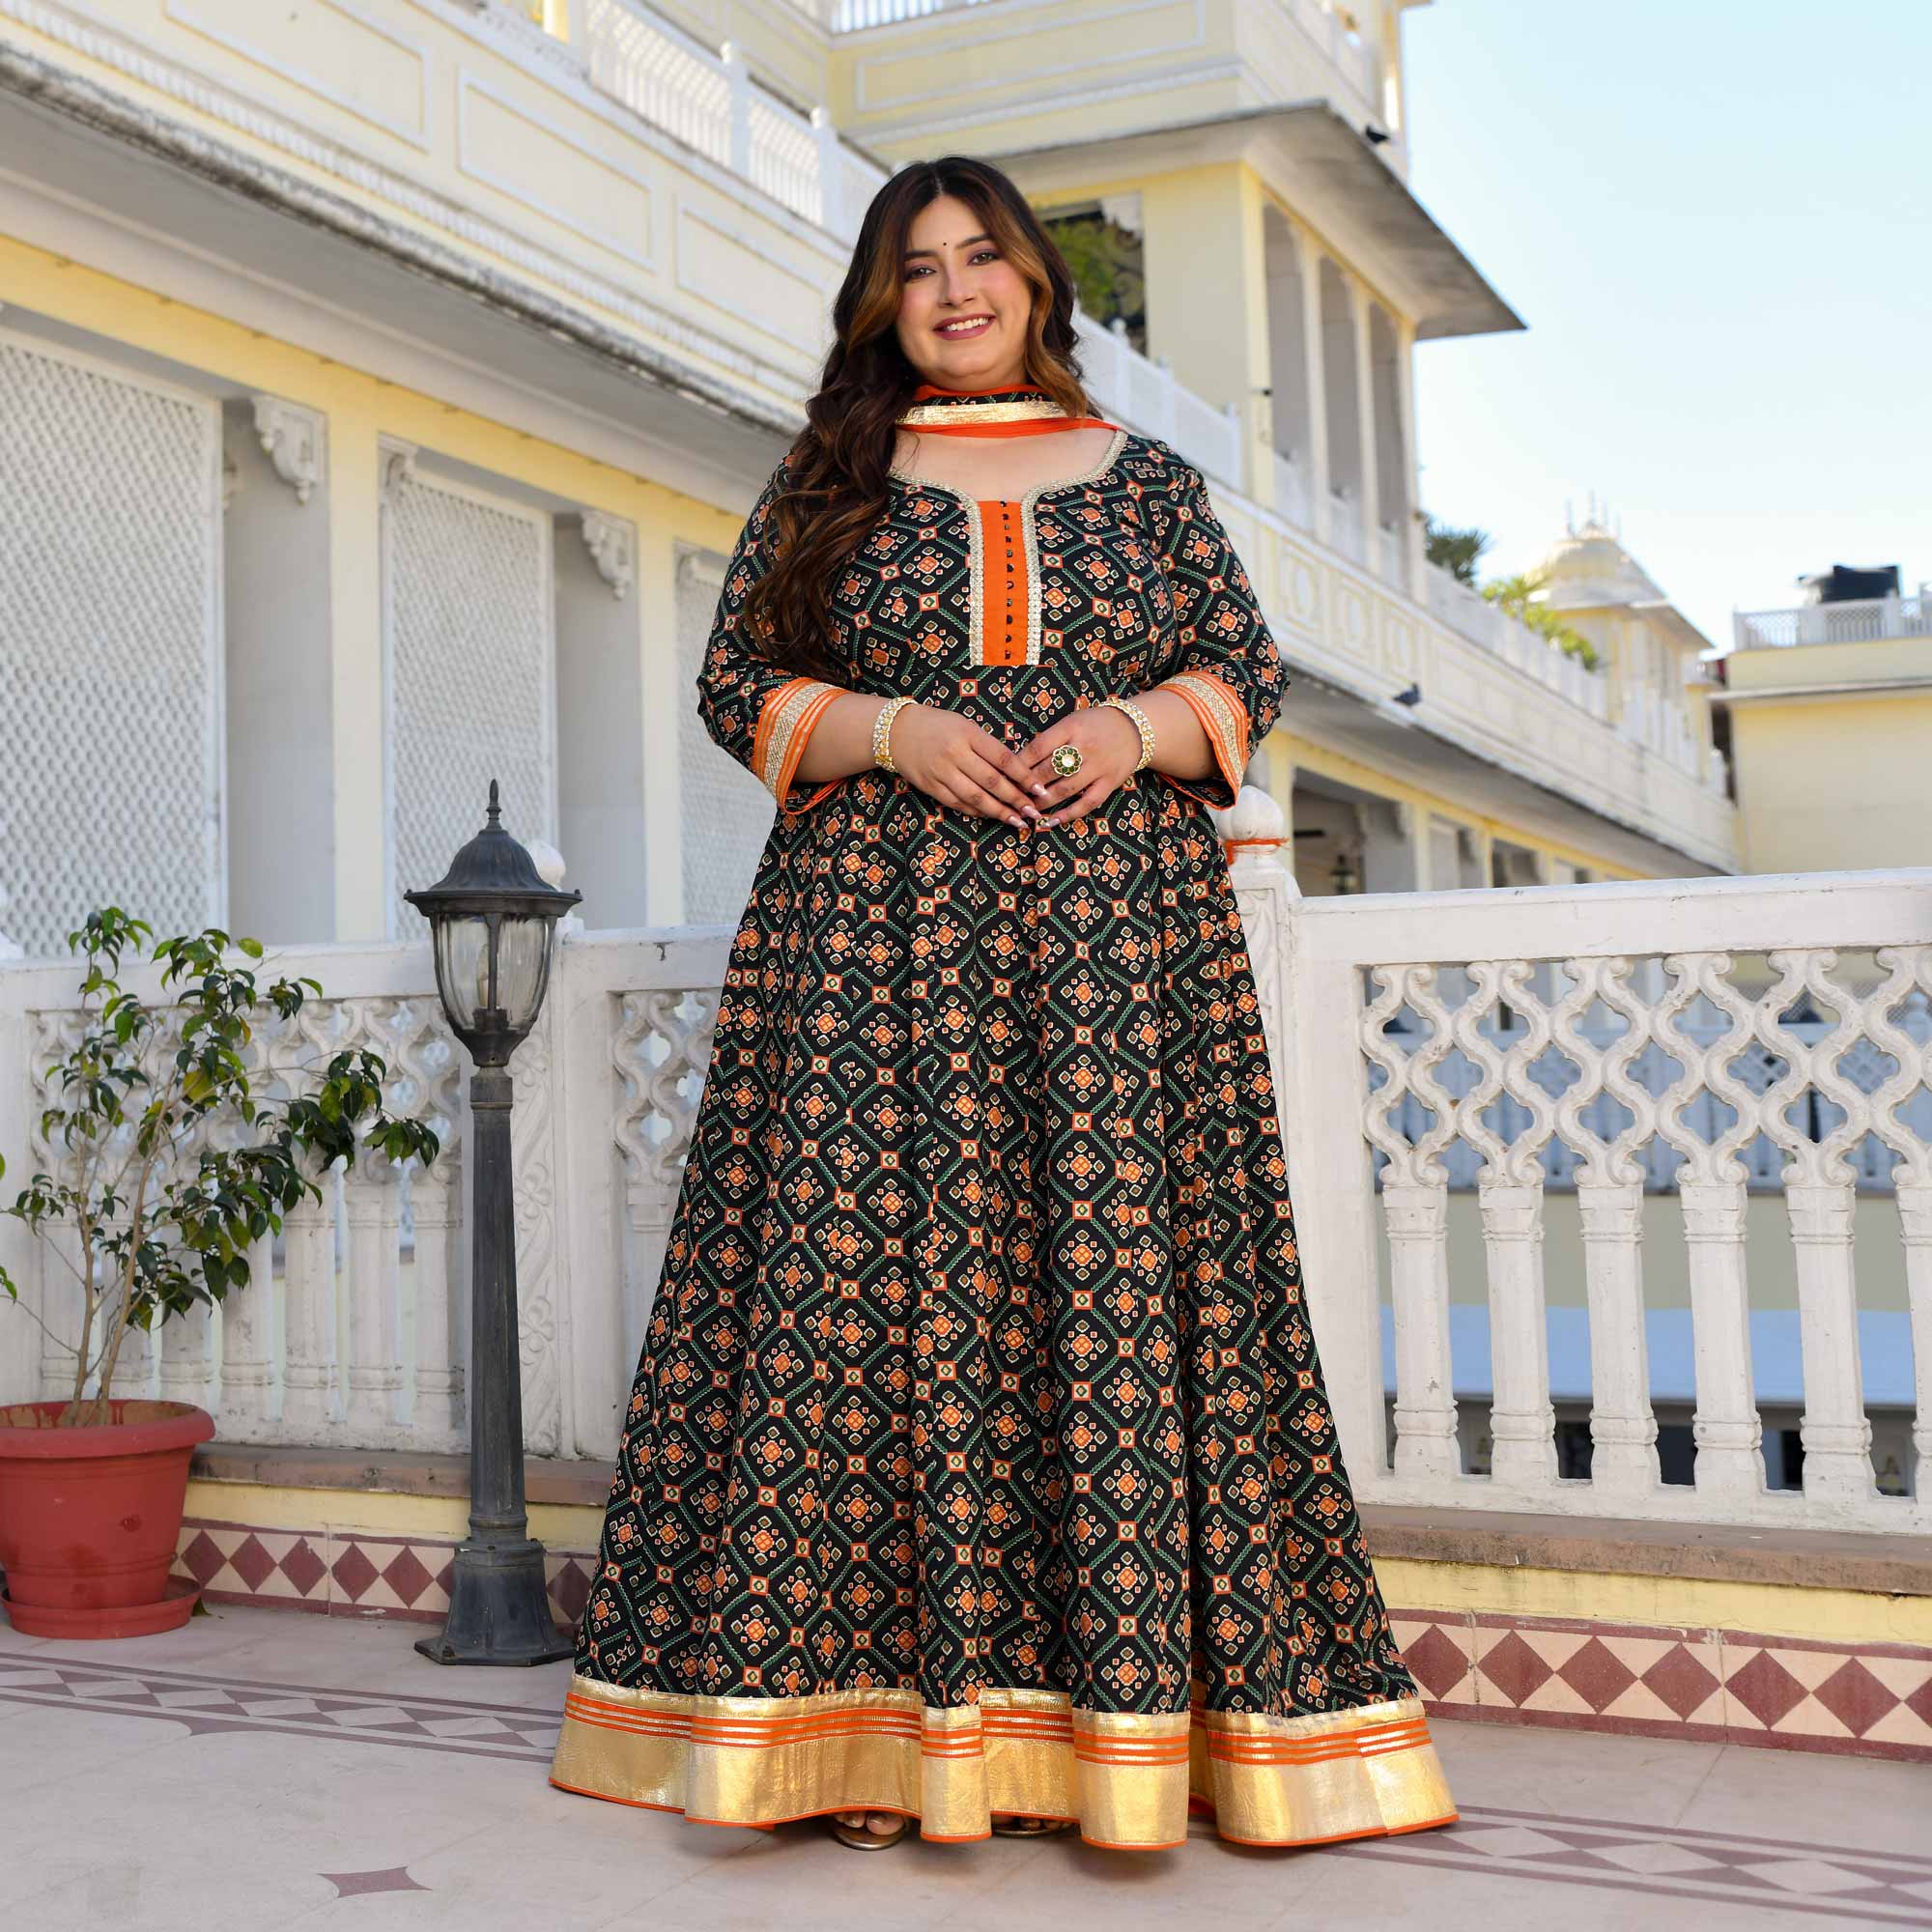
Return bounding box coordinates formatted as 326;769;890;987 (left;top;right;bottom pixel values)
872;695;917;773
1097;694;1155;772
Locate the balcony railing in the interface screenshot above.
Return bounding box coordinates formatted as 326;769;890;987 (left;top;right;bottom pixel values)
577;0;886;236
1424;562;1610;722
1733;591;1932;651
4;850;1924;1541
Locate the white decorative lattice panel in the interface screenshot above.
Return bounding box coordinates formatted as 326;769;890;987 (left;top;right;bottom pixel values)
0;332;221;958
674;547;771;925
384;463;554;934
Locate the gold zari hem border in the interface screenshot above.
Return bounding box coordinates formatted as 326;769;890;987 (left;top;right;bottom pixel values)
549;1677;1456;1850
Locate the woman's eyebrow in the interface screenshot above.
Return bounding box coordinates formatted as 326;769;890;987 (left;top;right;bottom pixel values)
902;234;992;261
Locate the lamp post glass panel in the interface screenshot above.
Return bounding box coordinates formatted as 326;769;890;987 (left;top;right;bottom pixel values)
405;780;581;1665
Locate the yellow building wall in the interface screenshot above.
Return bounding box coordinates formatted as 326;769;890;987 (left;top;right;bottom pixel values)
1726;640;1932;875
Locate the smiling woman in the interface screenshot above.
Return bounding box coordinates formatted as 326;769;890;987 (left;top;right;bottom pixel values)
548;155;1455;1860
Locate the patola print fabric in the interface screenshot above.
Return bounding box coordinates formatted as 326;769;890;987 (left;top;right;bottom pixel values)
550;386;1457;1851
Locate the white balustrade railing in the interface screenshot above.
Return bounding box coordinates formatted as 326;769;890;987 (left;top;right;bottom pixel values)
1261;860;1932;1535
0;944;469;1452
1272;449;1310;529
578;0;885;237
1077;317;1244;492
1733;592;1930;651
11;854;1920;1538
1424;561;1610;722
1328;488;1366;567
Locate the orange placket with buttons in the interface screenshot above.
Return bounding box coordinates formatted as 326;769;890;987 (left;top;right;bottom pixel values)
897;384;1123;669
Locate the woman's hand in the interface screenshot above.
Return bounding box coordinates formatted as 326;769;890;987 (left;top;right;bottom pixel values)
887;702;1049;829
1019;704;1145;826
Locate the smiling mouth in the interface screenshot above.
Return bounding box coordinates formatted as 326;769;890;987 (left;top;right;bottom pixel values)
936;316;994;336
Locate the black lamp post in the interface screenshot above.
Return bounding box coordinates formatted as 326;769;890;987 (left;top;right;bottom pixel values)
407;780;581;1666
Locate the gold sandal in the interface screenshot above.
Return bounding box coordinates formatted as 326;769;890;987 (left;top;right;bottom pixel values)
828;1809;910;1850
989;1814;1075;1836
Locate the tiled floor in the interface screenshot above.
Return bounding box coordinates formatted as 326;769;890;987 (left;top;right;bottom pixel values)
2;1606;1929;1932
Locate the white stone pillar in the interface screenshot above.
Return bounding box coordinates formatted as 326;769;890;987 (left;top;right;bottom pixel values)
223;397;336;943
556;511;649;928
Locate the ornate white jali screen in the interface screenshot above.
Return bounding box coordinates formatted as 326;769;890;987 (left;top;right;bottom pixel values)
0;329;223;958
381;447;555;934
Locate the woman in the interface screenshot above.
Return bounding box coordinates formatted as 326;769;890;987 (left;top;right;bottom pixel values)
549;156;1456;1856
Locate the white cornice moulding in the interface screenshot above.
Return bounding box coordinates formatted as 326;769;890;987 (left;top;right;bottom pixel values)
251;393;326;503
580;511;634;600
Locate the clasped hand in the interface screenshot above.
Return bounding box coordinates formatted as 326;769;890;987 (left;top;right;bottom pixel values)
887;701;1143;829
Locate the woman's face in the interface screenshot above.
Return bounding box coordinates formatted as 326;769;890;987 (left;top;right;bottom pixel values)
894;193;1034;391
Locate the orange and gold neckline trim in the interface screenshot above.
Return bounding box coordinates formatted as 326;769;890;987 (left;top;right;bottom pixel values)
896;382;1120;433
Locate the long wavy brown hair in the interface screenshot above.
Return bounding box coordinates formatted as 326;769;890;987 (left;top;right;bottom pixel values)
742;156;1094;683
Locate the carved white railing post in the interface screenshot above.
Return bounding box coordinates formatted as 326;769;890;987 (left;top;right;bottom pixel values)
1554;955;1662;1498
159;1299;215;1411
342;1154;406;1438
1756;951;1875;1501
721;42;753;179
1361;964;1462;1478
375;994;465;1445
1655;954;1766;1501
1455;959;1558;1488
280;1160;340;1435
409;1163;466;1444
1868;946;1932;1480
215;1227;280;1437
38;1224;84;1404
810;105;843;235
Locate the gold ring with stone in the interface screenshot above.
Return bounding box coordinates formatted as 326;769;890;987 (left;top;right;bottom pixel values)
1050;743;1084;778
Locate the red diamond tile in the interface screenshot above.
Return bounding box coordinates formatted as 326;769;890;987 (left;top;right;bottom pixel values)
380;1548;436;1609
1724;1650;1808;1730
1398;1624;1470;1700
1479;1631;1555;1708
433;1558;455;1598
280;1538;327;1599
1904;1674;1932;1728
1810;1659;1897;1739
226;1535;278;1594
1641;1644;1721;1719
331;1542;380;1604
178;1530;226;1585
548;1560;592;1625
1556;1636;1639;1714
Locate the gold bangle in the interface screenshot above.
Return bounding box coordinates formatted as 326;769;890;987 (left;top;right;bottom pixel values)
872;695;917;773
1098;694;1155;772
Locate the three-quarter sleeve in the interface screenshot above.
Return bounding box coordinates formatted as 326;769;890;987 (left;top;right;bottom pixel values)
1145;456;1289;810
696;454;850;814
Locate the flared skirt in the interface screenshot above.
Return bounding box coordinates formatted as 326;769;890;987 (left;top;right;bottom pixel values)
550;763;1455;1849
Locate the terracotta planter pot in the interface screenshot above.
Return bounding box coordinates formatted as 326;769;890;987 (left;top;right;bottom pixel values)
0;1399;215;1638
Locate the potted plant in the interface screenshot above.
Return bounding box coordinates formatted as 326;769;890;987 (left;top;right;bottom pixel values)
0;908;439;1637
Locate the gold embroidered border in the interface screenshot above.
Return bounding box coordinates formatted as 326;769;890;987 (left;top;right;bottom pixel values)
897;399;1070;427
752;676;843;803
550;1678;1456;1850
1158;668;1249;797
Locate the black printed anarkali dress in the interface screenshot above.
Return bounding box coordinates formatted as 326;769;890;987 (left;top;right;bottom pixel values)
550;384;1456;1851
